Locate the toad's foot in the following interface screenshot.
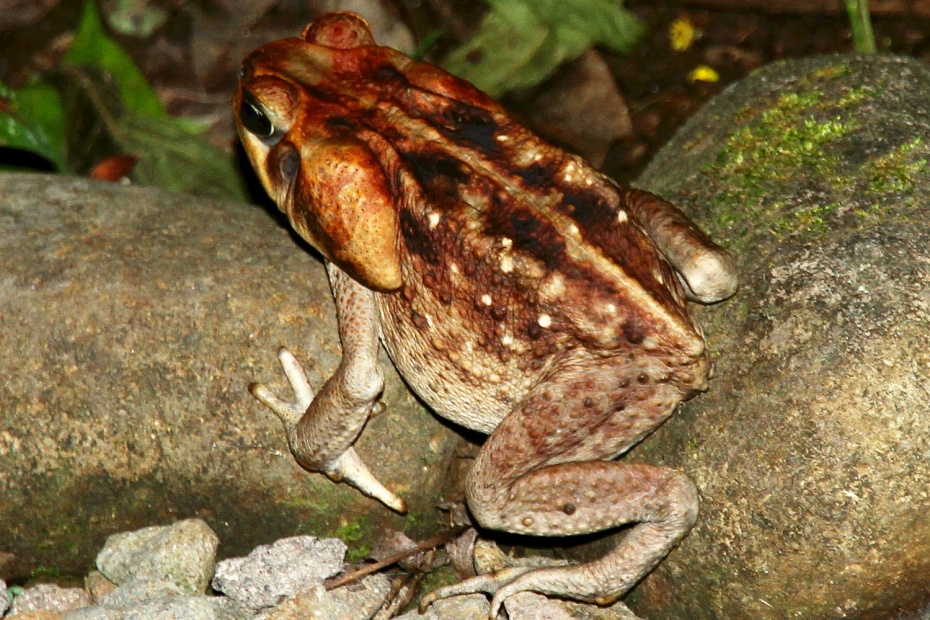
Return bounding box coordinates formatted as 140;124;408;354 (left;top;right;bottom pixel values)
249;347;406;513
422;563;636;620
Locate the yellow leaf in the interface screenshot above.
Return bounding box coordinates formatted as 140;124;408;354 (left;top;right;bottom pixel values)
669;17;696;52
688;65;719;83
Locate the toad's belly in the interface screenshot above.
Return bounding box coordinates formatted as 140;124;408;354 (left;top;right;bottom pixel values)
378;323;524;435
374;273;709;436
376;298;557;435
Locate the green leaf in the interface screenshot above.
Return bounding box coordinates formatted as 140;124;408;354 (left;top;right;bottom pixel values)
1;1;243;198
15;82;67;158
442;0;643;97
48;65;244;200
65;1;166;117
0;81;66;169
50;64;128;174
121;113;247;200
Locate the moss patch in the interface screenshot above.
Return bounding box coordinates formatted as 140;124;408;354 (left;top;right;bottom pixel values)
861;137;928;215
709;91;857;243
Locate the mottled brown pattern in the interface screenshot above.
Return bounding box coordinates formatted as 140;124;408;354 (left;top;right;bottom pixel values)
235;11;737;617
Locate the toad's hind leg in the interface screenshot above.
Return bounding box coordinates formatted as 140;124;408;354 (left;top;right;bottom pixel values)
475;463;697;616
422;373;698;617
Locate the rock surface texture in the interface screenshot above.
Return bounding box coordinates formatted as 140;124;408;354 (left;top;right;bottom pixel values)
212;536;346;610
626;54;930;619
0;175;462;576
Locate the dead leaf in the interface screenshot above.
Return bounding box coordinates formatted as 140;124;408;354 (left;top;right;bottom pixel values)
525;50;632;167
89;153;137;182
0;0;57;30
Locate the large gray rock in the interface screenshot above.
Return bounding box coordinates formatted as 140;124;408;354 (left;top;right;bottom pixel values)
0;174;463;577
623;54;930;619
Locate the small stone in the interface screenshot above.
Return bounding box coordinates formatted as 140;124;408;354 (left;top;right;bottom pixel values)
329;574;392;619
472;539;509;574
127;596;251;620
8;584;91;615
96;519;219;594
255;586;335;620
98;578;183;607
394;593;489;619
136;596;247;620
62;607;118;620
1;579;9;616
505;592;574;620
505;591;642;620
255;573;391;620
7;611;65;620
213;536;346;610
63;595;250;620
83;572;117;604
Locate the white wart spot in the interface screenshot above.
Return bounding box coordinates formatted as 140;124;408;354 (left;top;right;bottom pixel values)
500;255;514;273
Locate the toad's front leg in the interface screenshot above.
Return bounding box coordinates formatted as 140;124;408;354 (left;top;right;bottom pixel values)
624;188;738;304
250;263;406;513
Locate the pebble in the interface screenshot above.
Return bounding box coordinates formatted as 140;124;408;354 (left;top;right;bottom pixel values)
96;519;219;595
212;536;346;610
0;519;631;620
1;520;489;620
8;584;90;616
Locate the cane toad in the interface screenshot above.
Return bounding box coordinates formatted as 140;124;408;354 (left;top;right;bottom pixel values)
234;11;737;616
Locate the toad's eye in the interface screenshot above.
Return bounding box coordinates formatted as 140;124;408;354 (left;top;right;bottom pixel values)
240;91;283;146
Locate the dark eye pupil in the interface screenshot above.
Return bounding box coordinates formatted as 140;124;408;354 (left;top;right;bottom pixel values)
240;92;274;138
